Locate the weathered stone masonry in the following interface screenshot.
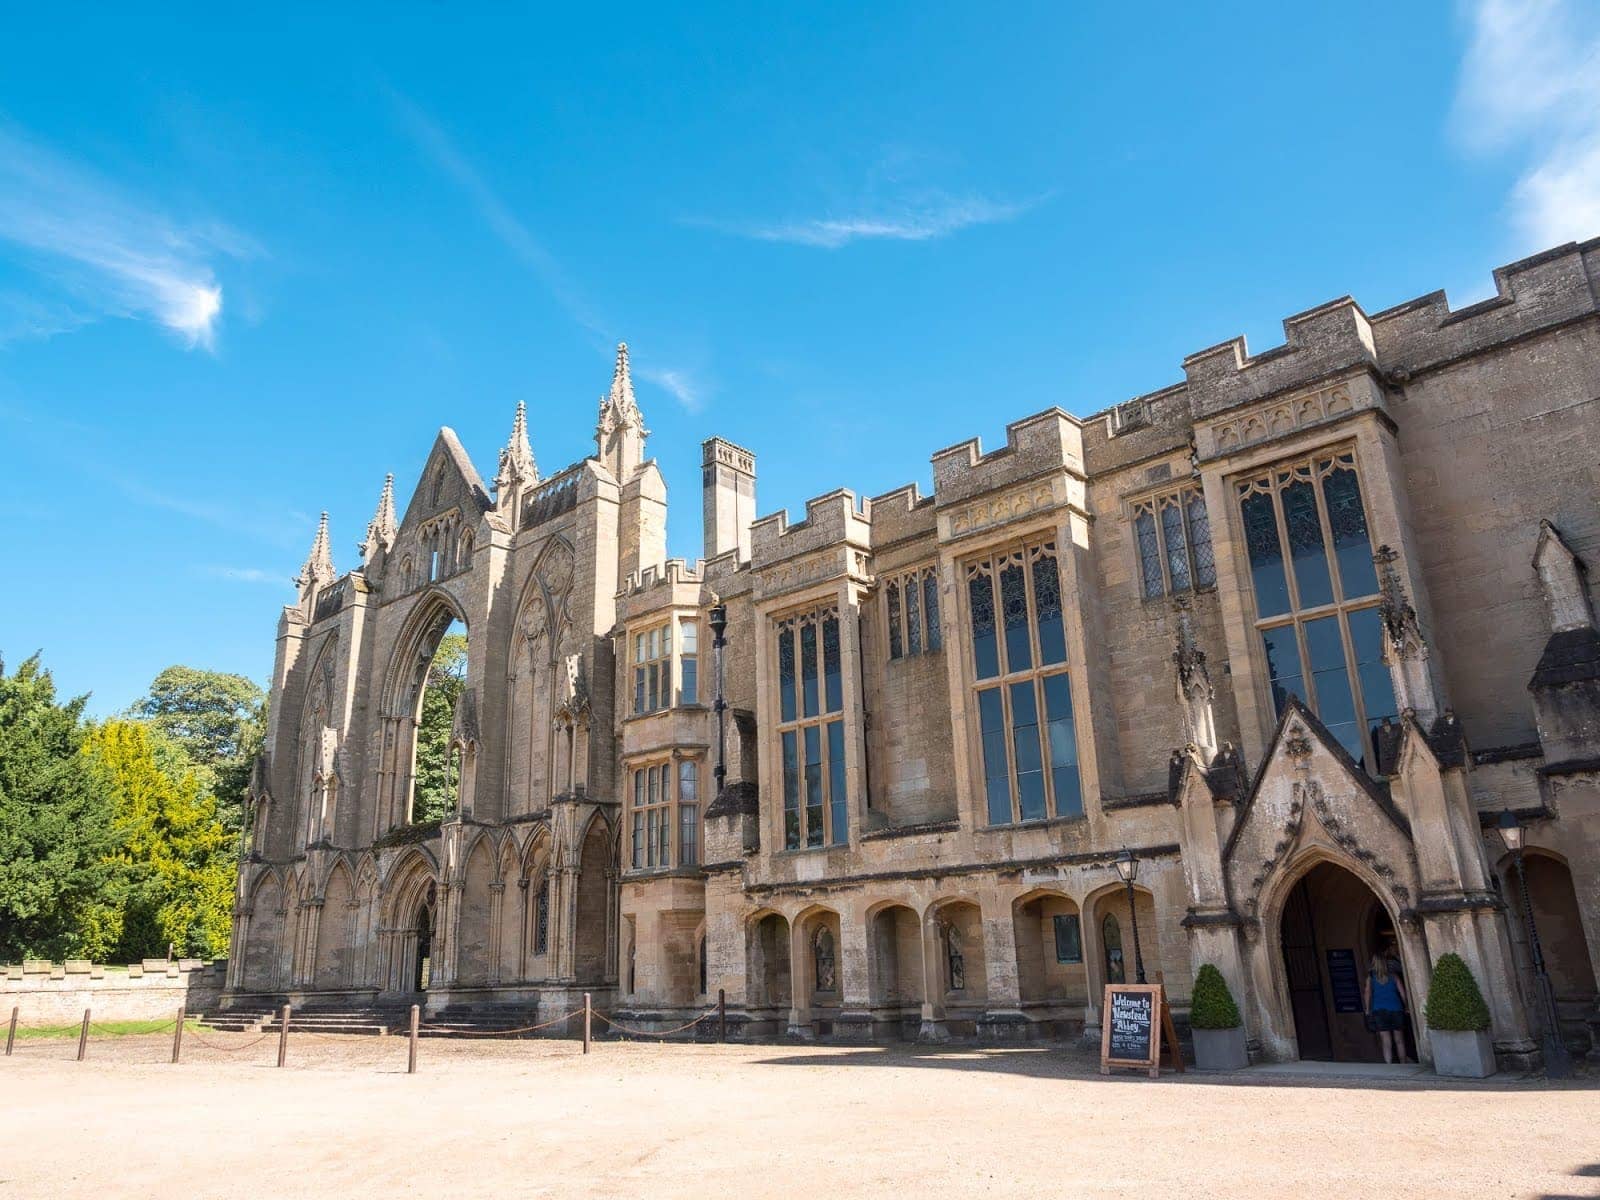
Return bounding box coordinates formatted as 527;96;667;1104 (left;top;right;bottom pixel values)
230;239;1600;1067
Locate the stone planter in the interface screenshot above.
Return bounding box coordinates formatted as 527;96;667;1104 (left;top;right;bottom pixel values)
1192;1025;1249;1071
1430;1028;1496;1078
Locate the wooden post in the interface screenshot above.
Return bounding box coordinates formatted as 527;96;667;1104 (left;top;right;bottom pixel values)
582;992;591;1054
408;1004;419;1075
277;1004;291;1068
77;1009;90;1062
718;988;727;1043
5;1006;16;1056
171;1005;185;1064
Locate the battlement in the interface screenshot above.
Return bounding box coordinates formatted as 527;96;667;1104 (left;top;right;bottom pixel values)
865;482;937;549
930;408;1084;506
750;488;871;565
621;557;706;597
702;436;756;474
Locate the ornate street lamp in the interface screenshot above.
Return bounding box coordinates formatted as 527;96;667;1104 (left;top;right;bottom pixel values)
709;604;728;796
1496;809;1570;1078
1113;848;1147;985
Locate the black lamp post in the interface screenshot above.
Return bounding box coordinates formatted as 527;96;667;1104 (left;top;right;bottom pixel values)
1495;809;1570;1078
709;604;728;795
1113;848;1146;985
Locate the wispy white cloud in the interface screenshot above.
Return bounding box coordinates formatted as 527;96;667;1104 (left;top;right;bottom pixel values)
636;364;706;414
694;191;1046;249
197;565;286;586
1454;0;1600;247
0;121;251;349
383;87;610;343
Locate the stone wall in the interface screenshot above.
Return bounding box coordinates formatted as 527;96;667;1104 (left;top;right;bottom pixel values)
1;960;226;1024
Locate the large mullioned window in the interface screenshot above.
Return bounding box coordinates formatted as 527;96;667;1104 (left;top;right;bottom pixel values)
1133;486;1216;598
775;606;848;849
966;539;1082;825
1236;449;1398;771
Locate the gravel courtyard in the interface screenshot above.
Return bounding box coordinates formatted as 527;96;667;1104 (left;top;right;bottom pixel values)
1;1032;1595;1199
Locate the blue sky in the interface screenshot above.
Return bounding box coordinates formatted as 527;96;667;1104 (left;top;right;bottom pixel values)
3;2;1598;715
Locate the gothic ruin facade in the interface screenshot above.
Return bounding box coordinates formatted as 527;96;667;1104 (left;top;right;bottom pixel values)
229;238;1600;1068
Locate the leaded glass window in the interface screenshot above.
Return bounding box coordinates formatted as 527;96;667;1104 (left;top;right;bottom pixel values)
632;623;670;715
775;607;848;849
1236;449;1391;772
628;757;703;870
1132;486;1216;598
533;876;550;956
885;565;942;661
964;540;1082;825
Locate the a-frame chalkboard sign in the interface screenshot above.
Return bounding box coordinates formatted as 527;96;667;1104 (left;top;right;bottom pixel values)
1099;983;1184;1078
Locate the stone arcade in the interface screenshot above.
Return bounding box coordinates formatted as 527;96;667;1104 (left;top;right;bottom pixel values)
228;239;1600;1069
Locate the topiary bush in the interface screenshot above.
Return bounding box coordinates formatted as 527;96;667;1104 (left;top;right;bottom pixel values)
1189;963;1243;1030
1424;953;1491;1032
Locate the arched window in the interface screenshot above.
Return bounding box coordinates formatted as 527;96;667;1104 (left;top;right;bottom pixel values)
532;873;551;957
698;935;708;996
945;924;966;992
1102;913;1125;985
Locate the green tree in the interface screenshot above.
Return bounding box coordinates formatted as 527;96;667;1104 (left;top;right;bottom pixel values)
83;720;235;960
129;666;266;833
412;631;466;824
0;655;121;961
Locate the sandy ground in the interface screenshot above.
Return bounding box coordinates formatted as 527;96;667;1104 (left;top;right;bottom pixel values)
1;1031;1596;1199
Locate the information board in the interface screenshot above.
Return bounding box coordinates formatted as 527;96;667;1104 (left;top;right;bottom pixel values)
1326;948;1363;1014
1099;983;1183;1077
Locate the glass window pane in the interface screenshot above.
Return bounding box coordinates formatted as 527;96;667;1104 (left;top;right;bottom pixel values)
647;766;659;806
827;720;847;846
905;574;922;655
977;687;1011;825
782;730;800;850
634;633;645;663
1261;625;1305;716
1042;672;1081;818
1241;490;1291;618
1282;477;1334;608
1000;559;1032;673
678;759;697;802
1347;607;1398;769
1322;460;1378;599
822;614;842;713
887;581;903;660
969;571;999;679
1053;913;1082;964
1161;500;1192;591
801;619;819;718
804;725;824;848
646;808;659;868
681;656;697;705
923;572;942;651
680;620;698;652
1033;548;1067;665
657;805;670;865
631;809;643;869
647;662;660;712
778;625;796;723
633;667;645;716
1306;615;1360;757
679;804;697;866
1135;509;1163;598
1010;680;1046;821
1187;492;1216;588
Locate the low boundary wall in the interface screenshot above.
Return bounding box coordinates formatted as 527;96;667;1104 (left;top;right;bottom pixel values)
1;959;227;1023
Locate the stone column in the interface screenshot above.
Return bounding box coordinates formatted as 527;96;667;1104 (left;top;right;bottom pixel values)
786;919;814;1039
918;912;951;1043
978;899;1028;1041
836;906;874;1042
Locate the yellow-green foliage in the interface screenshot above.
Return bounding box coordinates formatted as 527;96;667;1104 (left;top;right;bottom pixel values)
82;721;234;960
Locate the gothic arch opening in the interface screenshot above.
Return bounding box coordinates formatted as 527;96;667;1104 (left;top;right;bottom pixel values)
1013;891;1086;1037
574;816;613;984
1498;849;1598;1053
1276;860;1411;1063
747;911;792;1034
867;902;924;1039
381;595;470;831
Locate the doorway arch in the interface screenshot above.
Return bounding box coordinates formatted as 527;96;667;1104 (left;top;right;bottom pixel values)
1272;858;1414;1063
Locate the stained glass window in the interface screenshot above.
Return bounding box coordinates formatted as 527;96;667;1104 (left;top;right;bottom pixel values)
775;605;849;848
1134;487;1215;597
969;570;999;680
1135;508;1163;598
923;571;942;650
887;580;903;659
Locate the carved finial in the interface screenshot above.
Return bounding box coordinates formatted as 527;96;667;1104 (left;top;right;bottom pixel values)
1374;545;1420;652
595;341;648;475
297;511;335;599
495;399;539;501
360;475;397;564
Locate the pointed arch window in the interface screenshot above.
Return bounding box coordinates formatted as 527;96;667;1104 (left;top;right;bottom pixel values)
775;605;848;849
1132;486;1216;599
884;565;942;660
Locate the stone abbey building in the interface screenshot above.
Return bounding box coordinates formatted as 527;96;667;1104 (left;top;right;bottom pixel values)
229;238;1600;1068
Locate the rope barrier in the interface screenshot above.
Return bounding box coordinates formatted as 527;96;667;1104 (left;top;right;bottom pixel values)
184;1028;275;1051
417;1007;583;1038
590;1009;718;1038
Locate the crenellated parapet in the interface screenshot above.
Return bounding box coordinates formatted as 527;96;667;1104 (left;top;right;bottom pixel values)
930;407;1084;507
864;482;936;553
750;487;871;567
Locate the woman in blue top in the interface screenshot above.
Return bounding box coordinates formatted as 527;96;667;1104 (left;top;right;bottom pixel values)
1363;952;1412;1064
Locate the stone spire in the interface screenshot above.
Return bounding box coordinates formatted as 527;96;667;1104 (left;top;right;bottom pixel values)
297;511;336;605
495;400;539;505
360;474;397;564
1374;544;1438;724
596;342;647;479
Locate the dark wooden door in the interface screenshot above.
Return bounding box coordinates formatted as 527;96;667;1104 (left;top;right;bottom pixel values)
1281;878;1333;1060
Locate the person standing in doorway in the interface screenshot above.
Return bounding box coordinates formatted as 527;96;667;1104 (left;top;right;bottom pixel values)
1363;953;1412;1064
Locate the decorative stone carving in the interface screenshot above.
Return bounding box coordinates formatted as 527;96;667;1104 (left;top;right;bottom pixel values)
1208;381;1355;455
941;475;1067;541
